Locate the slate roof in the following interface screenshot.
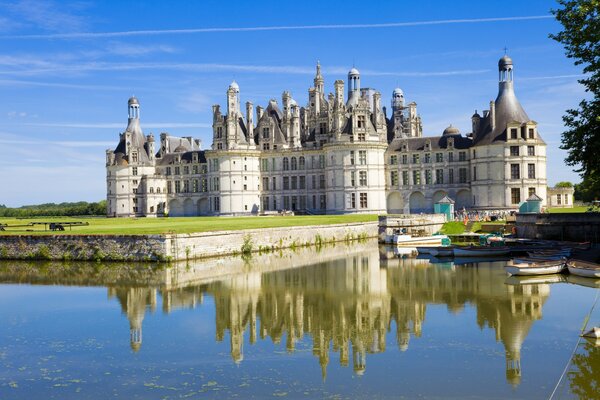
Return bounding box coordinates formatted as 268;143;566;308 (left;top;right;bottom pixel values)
387;134;473;152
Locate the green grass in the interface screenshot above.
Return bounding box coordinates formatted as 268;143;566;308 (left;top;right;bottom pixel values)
439;222;467;235
0;214;378;236
547;206;593;213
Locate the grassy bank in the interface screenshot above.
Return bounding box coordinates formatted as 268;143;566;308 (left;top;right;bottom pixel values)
0;214;378;236
547;206;592;213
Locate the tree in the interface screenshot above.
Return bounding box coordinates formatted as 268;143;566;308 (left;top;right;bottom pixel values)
549;0;600;194
555;181;574;188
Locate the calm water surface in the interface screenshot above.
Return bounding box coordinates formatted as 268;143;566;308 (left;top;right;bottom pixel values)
0;242;599;399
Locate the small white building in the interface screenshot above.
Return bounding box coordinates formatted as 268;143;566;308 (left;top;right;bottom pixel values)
546;186;574;208
106;56;547;217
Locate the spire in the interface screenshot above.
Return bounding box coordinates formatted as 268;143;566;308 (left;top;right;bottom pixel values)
314;61;324;93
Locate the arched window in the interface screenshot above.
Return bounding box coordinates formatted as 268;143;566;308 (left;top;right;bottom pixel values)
283;157;289;171
299;156;305;169
157;187;161;193
291;157;297;170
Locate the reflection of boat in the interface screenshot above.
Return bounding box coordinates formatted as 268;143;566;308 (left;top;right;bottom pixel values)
505;274;567;286
393;246;418;256
393;234;448;246
567;260;600;278
429;247;454;257
416;245;451;255
504;259;566;276
566;274;600;288
454;246;511;257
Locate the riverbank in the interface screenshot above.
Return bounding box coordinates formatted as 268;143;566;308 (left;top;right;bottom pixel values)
0;221;378;262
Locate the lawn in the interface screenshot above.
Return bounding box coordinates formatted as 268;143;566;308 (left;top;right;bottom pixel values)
0;214;378;236
547;206;593;213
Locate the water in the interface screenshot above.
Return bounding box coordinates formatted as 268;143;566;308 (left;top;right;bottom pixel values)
0;241;599;399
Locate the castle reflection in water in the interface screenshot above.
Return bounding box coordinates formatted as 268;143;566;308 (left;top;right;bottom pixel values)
1;242;549;386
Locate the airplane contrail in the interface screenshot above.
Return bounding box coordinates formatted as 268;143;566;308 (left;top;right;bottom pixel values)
1;15;554;40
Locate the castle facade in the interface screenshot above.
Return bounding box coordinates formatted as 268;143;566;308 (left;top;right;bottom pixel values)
106;55;547;217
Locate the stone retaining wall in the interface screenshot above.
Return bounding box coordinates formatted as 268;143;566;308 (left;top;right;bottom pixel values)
516;213;600;242
0;222;378;262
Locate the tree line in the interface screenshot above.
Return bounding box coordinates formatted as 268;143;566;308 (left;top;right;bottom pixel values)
0;201;106;217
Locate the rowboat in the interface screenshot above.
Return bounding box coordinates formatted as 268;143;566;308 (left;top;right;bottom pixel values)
567;260;600;278
504;259;566;276
453;246;511;257
393;234;449;246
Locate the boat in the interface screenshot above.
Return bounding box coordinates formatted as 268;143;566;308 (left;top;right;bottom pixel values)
504;259;566;276
567;260;600;278
392;234;449;246
566;274;600;288
453;246;511;257
582;327;600;339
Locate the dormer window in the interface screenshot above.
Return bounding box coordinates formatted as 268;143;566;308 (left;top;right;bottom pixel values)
357;115;366;128
131;152;138;163
262;127;270;139
528;128;535;139
510;128;518;139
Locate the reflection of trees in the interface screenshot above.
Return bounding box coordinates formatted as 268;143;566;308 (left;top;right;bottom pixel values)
568;339;600;399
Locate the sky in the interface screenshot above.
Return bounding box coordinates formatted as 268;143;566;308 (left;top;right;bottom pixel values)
0;0;588;207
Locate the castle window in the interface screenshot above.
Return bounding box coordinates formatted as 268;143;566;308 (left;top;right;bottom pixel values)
263;143;270;150
217;143;223;150
351;193;356;208
283;177;289;190
167;182;172;193
319;155;325;168
299;176;306;189
510;128;518;139
458;151;466;162
448;169;454;184
413;170;421;185
216;127;223;139
528;146;535;156
359;193;368;208
319;122;327;134
390;155;398;165
350;171;356;187
473;167;477;181
262;127;270;139
157;187;161;194
283;157;289;171
390;171;399;186
565;194;569;204
350;151;355;165
184;166;189;174
510;146;519;156
413;154;420;164
243;184;247;191
201;165;207;173
402;154;408;164
291;157;297;170
131;153;138;163
263;177;269;190
358;132;366;141
425;170;432;184
528;128;535;139
193;165;199;174
291;176;297;190
149;187;154;193
183;180;189;193
357;115;366;128
424;153;431;163
448;152;454;162
511;188;521;204
273;177;277;190
459;168;467;183
359;171;367;186
175;166;180;175
299;157;305;169
320;195;326;210
319;175;325;189
359;151;367;165
193;180;198;192
402;171;409;186
529;187;536;197
528;164;536;179
511;164;520;179
132;167;138;176
435;153;443;163
201;179;207;192
435;169;444;184
175;181;181;193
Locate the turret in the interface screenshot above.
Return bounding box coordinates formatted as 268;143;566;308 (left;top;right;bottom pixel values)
314;61;324;93
347;67;360;98
246;101;254;139
392;88;404;111
227;81;240;117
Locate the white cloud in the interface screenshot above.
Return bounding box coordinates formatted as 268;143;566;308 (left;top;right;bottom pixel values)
22;122;211;129
2;0;87;33
0;15;553;39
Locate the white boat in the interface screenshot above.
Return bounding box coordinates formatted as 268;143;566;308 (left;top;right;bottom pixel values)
392;234;448;246
453;246;511;257
504;259;566;276
582;327;600;339
567;260;600;278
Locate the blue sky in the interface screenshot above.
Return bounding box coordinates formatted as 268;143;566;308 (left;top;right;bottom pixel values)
0;0;586;207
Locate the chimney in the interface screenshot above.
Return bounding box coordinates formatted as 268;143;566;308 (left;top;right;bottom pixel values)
489;101;495;131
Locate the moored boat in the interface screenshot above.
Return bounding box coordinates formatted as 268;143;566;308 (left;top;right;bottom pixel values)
453;246;511;257
567;259;600;278
504;259;566;276
393;234;448;246
429;246;455;257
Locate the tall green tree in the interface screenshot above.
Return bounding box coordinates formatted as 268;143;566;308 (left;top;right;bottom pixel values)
550;0;600;195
